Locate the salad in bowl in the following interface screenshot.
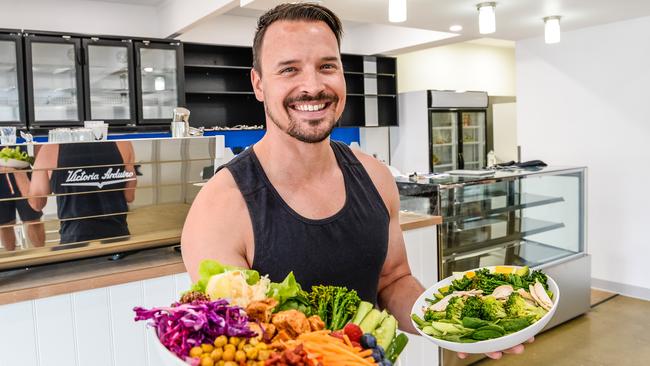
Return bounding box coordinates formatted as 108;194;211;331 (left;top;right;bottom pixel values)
411;266;559;354
134;260;408;366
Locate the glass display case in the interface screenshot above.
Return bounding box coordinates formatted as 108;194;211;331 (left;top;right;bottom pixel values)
398;166;590;366
398;166;586;278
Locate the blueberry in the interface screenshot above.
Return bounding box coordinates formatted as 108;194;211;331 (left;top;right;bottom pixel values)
381;360;393;366
371;348;383;362
376;345;385;358
360;333;377;349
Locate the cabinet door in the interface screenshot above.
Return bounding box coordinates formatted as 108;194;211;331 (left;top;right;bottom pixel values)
83;38;136;125
0;33;26;127
429;111;457;172
459;111;486;169
134;41;184;125
25;35;84;127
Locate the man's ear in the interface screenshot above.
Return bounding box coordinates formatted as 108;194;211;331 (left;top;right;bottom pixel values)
251;67;264;102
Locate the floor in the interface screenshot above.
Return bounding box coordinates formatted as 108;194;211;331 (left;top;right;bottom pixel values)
474;293;650;366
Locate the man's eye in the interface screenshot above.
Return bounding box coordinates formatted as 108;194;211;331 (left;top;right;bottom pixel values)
321;64;337;70
280;67;297;74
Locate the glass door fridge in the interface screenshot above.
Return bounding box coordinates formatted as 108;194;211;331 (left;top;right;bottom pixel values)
429;111;457;172
428;90;489;172
82;38;136;125
0;32;26;127
459;110;486;170
24;34;84;127
134;41;184;125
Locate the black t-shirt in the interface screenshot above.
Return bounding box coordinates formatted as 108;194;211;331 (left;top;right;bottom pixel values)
50;142;133;244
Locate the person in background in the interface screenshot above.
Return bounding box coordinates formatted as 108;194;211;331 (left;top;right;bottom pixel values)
22;141;136;244
0;145;45;250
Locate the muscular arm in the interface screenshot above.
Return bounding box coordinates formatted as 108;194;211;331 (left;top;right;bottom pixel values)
353;151;424;334
181;168;254;282
28;144;58;211
117;141;136;203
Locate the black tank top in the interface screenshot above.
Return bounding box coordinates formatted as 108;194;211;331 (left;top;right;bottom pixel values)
219;141;390;303
51;142;131;244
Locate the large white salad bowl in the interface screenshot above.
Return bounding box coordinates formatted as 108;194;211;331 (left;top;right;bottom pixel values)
411;266;560;354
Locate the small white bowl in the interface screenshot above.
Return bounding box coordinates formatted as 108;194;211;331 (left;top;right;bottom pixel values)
0;158;30;169
148;326;192;366
411;266;560;354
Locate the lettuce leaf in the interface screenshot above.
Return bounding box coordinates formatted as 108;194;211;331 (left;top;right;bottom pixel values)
190;259;260;293
267;271;301;303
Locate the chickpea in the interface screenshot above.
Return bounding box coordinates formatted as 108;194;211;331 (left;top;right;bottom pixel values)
201;344;214;353
222;349;235;362
217;361;225;366
235;350;247;363
249;338;259;346
237;340;247;350
255;342;267;350
210;348;223;361
189;346;204;358
245;347;258;360
224;362;238;366
223;344;236;353
257;349;271;361
229;337;240;346
214;335;228;348
200;356;214;366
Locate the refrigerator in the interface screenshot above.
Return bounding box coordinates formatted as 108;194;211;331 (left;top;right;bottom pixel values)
82;37;136;125
134;41;184;125
428;90;488;172
0;30;26;128
24;33;85;127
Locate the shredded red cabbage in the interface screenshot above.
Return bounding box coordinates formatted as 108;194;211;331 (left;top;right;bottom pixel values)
134;299;256;363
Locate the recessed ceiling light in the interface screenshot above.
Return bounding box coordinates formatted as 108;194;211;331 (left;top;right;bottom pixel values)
449;25;463;32
544;16;562;44
388;0;407;23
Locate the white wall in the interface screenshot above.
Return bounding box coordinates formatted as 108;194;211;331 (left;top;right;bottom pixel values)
177;14;257;45
0;0;160;37
492;102;518;162
516;15;650;295
397;42;516;96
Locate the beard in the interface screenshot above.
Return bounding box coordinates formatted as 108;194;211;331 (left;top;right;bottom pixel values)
266;91;340;144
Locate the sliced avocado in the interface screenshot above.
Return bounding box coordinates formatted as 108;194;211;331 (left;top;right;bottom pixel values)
359;309;388;334
351;301;374;325
373;315;398;350
515;266;530;277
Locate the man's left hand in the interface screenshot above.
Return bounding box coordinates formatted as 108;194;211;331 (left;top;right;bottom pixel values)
457;337;535;360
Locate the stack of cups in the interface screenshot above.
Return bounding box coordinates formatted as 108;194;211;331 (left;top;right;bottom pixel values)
84;121;109;141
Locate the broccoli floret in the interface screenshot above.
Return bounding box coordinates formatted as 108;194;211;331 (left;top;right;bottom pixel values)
481;296;507;321
505;293;547;320
445;296;465;320
460;296;483;319
450;276;472;291
471;269;511;293
424;310;446;322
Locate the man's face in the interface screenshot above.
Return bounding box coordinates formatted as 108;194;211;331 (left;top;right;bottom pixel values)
251;20;346;143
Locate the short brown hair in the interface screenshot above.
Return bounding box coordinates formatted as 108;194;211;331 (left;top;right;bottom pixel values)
252;3;343;73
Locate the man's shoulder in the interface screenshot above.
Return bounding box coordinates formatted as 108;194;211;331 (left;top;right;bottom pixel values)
200;167;246;208
349;148;398;212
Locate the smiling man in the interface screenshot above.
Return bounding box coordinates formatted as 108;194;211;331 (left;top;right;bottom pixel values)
181;3;525;359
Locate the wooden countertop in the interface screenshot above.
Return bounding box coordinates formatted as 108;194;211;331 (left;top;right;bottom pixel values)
0;211;440;305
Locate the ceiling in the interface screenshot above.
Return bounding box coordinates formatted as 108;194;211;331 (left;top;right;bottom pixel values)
79;0;165;6
235;0;650;45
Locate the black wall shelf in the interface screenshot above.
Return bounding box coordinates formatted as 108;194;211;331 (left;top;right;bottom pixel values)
183;43;398;128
